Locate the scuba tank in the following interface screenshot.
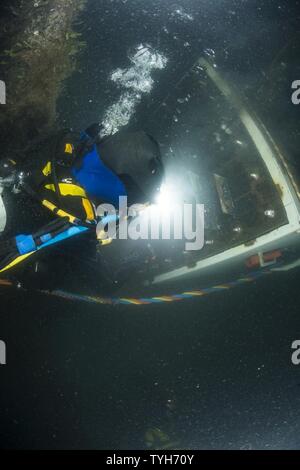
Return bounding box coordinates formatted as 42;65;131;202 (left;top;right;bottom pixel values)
0;158;18;234
0;184;7;234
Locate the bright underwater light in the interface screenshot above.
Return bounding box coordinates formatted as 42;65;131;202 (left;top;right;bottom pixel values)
154;183;181;213
155;184;172;208
133;182;183;223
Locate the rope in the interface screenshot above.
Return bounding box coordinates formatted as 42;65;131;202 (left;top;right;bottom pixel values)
39;269;272;306
0;269;272;306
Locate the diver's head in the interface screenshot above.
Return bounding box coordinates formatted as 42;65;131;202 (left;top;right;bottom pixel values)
118;133;165;206
97;130;165;206
119;153;164;206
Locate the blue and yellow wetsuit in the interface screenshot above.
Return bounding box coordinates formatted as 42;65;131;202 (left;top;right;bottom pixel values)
36;130;127;225
72;141;127;208
0;127;164;274
0;129;127;273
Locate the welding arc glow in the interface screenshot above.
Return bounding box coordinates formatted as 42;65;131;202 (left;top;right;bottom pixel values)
154;183;181;213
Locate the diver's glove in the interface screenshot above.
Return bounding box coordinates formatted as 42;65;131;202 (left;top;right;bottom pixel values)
97;233;113;247
96;213;119;247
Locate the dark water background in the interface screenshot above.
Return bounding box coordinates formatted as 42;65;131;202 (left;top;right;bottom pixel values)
1;0;300;449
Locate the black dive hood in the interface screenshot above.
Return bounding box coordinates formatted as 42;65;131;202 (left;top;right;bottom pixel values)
98;131;164;205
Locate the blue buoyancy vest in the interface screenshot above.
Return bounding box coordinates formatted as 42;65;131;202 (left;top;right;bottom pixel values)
72;144;127;208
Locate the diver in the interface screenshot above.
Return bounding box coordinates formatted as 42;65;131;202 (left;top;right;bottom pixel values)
0;123;164;275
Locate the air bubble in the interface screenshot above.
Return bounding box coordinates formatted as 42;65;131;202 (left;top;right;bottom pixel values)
204;48;216;58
